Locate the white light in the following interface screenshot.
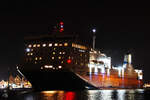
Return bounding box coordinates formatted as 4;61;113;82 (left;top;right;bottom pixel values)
49;43;52;47
58;66;62;69
92;29;96;33
26;48;30;52
44;65;49;68
43;44;46;47
49;65;53;68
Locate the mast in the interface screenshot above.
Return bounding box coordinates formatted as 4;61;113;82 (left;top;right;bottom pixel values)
92;29;96;49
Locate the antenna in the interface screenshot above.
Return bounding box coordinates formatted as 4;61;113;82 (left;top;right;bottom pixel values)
92;29;96;49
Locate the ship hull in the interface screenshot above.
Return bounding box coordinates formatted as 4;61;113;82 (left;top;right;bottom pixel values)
18;64;143;90
19;65;97;90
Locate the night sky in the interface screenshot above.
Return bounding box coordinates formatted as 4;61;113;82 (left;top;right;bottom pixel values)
0;1;150;82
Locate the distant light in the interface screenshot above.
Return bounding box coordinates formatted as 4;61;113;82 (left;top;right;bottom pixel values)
26;48;30;52
92;29;96;33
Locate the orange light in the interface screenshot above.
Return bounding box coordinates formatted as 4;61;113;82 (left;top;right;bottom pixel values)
67;59;71;64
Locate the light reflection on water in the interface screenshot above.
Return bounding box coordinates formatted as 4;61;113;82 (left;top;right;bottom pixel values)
16;89;146;100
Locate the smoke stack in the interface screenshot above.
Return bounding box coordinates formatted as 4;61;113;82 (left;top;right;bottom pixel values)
124;54;132;64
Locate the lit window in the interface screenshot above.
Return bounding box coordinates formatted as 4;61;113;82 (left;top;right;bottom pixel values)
44;65;48;68
44;65;53;68
52;57;54;59
64;43;68;46
53;52;55;55
49;43;52;47
49;65;53;68
33;44;36;47
53;48;56;50
59;44;63;46
61;61;64;63
58;66;62;69
58;56;61;59
31;53;33;55
80;54;82;56
43;44;46;47
63;52;65;54
37;44;40;47
27;53;30;56
39;57;42;60
31;49;33;51
28;44;32;48
59;52;62;54
54;43;58;46
35;57;38;60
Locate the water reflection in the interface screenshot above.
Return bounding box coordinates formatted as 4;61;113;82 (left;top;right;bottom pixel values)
15;89;145;100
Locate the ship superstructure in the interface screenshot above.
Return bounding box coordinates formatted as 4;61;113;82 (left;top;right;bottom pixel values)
85;50;143;88
19;22;143;90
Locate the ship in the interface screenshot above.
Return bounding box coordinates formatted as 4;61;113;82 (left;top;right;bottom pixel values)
18;22;143;90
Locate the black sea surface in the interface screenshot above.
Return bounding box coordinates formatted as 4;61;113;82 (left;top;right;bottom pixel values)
2;89;150;100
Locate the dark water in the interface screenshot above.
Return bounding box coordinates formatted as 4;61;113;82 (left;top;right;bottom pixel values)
8;89;150;100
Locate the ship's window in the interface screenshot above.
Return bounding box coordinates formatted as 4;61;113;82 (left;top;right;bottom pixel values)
28;44;32;48
64;43;68;46
58;66;62;69
27;53;30;56
59;52;62;54
54;43;58;46
80;63;84;66
43;44;46;47
35;57;38;60
52;57;55;59
33;44;36;47
49;43;52;47
53;52;55;55
59;44;63;46
37;44;40;47
39;57;42;60
58;56;61;59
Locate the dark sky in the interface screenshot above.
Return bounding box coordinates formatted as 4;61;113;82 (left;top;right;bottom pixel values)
0;1;150;82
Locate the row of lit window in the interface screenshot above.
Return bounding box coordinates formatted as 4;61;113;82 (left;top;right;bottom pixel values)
72;43;87;50
27;51;66;56
27;53;33;56
52;52;66;55
28;43;68;48
41;65;62;70
35;57;42;60
51;56;63;60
